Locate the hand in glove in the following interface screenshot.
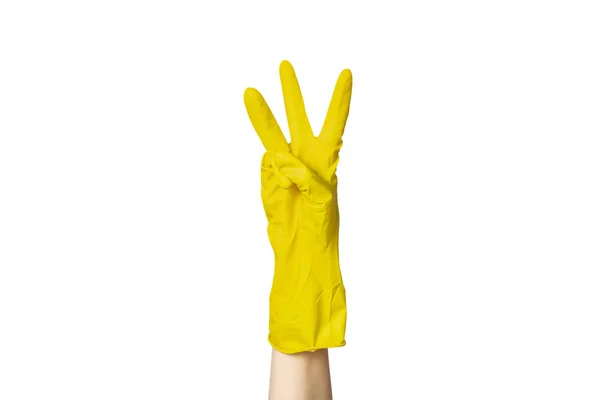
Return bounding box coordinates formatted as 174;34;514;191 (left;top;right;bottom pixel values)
244;60;353;354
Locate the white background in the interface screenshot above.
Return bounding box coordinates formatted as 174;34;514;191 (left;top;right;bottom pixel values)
1;1;599;399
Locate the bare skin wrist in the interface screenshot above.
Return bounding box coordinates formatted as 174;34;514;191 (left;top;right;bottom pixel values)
269;348;333;400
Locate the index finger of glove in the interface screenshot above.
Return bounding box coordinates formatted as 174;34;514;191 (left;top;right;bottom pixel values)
319;68;353;147
244;88;290;152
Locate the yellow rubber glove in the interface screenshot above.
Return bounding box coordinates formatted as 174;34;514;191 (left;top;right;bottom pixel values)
244;60;353;354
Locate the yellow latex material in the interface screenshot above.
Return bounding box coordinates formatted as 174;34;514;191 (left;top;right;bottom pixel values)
244;60;353;354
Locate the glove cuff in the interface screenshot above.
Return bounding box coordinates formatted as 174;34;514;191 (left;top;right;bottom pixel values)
268;281;347;354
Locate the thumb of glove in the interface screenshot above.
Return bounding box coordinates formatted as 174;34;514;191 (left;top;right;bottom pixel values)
262;150;333;206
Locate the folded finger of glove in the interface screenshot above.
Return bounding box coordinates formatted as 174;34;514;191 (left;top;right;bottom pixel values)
261;150;333;206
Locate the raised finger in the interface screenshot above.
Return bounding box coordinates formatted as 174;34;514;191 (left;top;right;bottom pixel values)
319;68;353;147
244;87;289;152
279;60;313;145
